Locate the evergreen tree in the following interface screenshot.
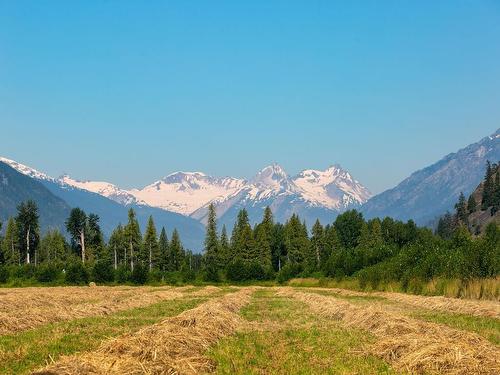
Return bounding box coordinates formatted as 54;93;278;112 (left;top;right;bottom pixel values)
271;223;286;271
158;227;169;271
124;208;142;271
169;229;184;271
467;194;477;214
284;214;309;265
203;203;219;280
143;216;159;270
455;192;468;224
1;218;20;265
323;224;340;266
39;230;67;264
253;207;273;269
230;209;256;261
108;224;127;270
436;212;456;240
65;208;88;263
87;213;104;261
482;161;494;210
310;219;325;271
219;225;230;267
16;200;40;265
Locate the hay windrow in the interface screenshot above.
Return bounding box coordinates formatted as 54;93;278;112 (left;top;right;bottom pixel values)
374;291;500;319
32;288;254;375
279;288;500;375
0;286;221;335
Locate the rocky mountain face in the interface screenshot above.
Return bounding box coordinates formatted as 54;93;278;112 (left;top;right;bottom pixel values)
361;129;500;225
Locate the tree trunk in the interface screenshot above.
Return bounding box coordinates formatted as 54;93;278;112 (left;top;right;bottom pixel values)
278;257;281;271
26;226;30;264
80;231;86;263
130;240;134;271
114;245;117;270
149;244;152;271
316;246;320;269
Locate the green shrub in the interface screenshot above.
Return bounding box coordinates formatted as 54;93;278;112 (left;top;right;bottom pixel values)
0;266;8;283
65;262;90;285
276;263;303;284
92;260;114;283
115;265;130;283
130;263;148;285
36;264;60;283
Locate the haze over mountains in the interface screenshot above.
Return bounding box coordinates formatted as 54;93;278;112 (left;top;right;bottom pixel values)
1;128;499;250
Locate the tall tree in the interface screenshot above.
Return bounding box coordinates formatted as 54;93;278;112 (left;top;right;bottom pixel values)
482;161;494;210
334;210;364;249
203;203;219;280
143;216;159;270
284;214;309;265
1;218;20;265
158;227;169;271
124;208;142;271
467;194;477;214
16;200;40;265
108;224;126;270
455;192;468;224
310;219;325;270
219;225;230;267
39;230;67;264
230;209;256;261
65;208;87;263
169;229;184;271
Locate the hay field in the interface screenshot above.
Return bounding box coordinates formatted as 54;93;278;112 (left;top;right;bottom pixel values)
0;286;498;374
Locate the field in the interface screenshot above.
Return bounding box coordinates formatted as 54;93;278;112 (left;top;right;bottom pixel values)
0;285;499;374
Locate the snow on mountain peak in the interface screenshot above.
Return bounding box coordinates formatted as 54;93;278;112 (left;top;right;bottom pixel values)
0;157;53;181
252;163;289;187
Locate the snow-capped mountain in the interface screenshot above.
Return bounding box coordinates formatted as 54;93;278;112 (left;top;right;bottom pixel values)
191;163;371;227
0;157;53;182
59;175;141;206
130;172;247;215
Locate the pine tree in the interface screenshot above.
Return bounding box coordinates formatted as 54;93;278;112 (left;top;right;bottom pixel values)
143;216;159;270
87;213;104;261
310;219;325;271
16;200;40;265
271;223;286;271
323;224;340;266
1;218;20;265
482;161;494;210
124;208;142;271
230;209;256;261
455;192;468;224
254;207;273;269
334;210;364;249
219;225;230;267
169;229;184;271
284;214;309;265
158;227;169;271
203;203;219;280
467;194;477;214
65;208;88;263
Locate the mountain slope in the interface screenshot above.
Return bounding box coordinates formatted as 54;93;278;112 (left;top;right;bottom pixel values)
361;129;500;224
0;162;71;233
0;158;205;251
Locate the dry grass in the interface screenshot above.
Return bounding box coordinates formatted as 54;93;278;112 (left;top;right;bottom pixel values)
375;291;500;319
279;288;500;375
0;285;220;335
32;288;254;375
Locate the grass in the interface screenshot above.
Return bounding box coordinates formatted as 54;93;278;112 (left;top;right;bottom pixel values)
411;310;500;345
207;289;399;374
0;296;209;375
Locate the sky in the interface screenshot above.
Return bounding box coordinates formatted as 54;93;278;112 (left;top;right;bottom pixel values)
0;1;499;194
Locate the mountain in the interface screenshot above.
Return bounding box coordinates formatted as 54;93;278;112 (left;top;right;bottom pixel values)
0;161;71;233
361;129;500;225
130;172;246;215
0;158;205;251
191;163;371;228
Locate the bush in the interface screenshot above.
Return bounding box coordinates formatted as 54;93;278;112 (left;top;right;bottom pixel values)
36;264;60;283
130;263;148;285
148;269;164;283
0;266;8;283
226;259;247;282
115;265;130;283
65;262;90;285
92;260;114;283
12;264;37;280
276;263;303;284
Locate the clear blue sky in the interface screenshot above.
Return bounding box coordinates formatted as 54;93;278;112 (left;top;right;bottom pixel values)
1;1;499;194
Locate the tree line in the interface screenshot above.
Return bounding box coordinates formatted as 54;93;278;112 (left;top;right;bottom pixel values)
0;204;199;284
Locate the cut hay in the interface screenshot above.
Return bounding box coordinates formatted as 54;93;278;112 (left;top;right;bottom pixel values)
375;291;500;319
0;286;190;335
279;288;500;374
33;288;254;375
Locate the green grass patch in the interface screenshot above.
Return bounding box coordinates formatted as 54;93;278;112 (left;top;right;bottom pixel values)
411;311;500;345
0;296;208;375
207;289;399;374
